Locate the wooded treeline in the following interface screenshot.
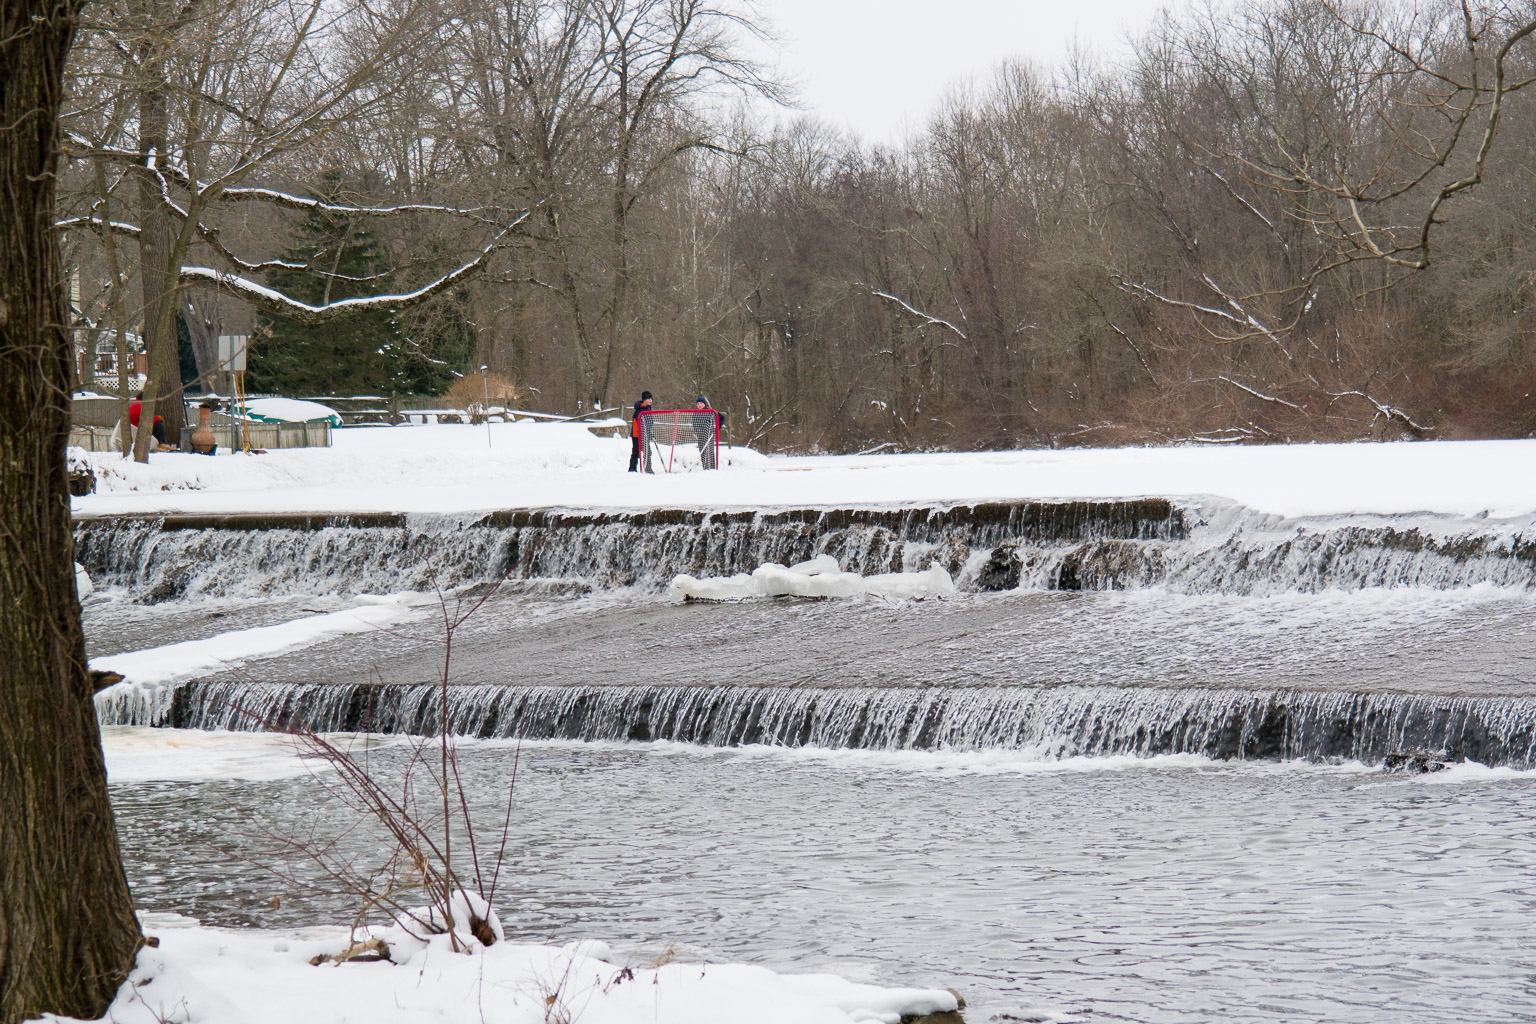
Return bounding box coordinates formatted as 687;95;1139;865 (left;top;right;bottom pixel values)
59;0;1536;451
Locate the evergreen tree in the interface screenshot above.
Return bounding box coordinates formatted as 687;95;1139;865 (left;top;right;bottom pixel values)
176;310;199;388
393;283;478;394
250;170;407;395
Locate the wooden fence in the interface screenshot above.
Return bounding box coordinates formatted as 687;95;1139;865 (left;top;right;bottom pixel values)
70;418;331;453
68;393;620;451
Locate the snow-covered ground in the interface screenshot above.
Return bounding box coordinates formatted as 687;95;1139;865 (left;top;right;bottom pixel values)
51;912;957;1024
69;420;1536;519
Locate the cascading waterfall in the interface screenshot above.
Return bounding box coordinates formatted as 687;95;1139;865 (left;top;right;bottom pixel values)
96;680;1536;768
82;497;1536;764
73;498;1536;600
74;500;1183;601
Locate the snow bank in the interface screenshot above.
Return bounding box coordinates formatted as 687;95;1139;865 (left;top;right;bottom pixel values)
74;421;755;510
92;596;427;688
51;912;959;1024
382;890;506;960
669;555;955;602
67;420;1536;519
91;597;428;724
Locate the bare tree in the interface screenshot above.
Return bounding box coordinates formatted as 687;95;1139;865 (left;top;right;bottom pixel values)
1261;0;1536;276
451;0;780;408
61;0;523;454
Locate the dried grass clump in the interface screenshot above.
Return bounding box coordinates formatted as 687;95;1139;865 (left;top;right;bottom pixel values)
444;371;522;415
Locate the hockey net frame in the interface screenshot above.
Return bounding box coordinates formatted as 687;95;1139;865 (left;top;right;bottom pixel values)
638;408;721;473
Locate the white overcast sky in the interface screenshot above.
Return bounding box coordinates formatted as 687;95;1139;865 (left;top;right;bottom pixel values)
749;0;1175;143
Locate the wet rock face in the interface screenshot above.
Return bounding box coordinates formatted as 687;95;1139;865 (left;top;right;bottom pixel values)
1046;540;1165;592
145;558;197;603
1055;556;1083;591
976;539;1170;592
1383;751;1451;774
976;544;1021;591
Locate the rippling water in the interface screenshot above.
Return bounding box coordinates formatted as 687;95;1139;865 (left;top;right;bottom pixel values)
111;739;1536;1023
84;585;1536;697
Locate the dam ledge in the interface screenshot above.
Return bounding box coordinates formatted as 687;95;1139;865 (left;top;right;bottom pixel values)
72;493;1536;598
70;495;1190;530
78;487;1536;766
96;679;1536;770
69;493;1536;537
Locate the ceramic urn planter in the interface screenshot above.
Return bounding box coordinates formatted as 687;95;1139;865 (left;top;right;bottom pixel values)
190;403;217;454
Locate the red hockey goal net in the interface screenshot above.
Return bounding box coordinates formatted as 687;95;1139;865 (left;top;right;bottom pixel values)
638;409;721;473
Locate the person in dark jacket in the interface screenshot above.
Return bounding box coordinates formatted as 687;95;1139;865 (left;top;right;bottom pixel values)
692;396;723;469
629;391;653;472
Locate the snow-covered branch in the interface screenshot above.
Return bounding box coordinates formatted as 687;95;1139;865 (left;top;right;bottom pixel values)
1326;390;1434;438
55;215;141;238
1114;274;1300;347
177;213;528;325
1199;274;1290;352
870;289;967;339
64;132;502;222
1116;277;1245;327
209;184;495;220
1203;165;1280;240
1199;375;1303;411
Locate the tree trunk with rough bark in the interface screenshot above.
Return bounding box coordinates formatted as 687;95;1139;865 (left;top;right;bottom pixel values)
183;294;220;393
135;67;185;444
0;1;145;1020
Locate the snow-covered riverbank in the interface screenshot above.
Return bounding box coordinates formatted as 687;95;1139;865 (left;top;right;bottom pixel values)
70;421;1536;520
55;913;957;1024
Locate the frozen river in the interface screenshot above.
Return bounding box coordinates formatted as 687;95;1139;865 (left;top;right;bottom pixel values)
109;732;1536;1024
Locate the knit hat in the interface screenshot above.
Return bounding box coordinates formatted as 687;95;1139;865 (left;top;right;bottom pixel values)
695;396;708;405
640;391;653;401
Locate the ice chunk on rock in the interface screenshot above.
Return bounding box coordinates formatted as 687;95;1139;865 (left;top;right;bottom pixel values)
670;561;954;602
788;554;841;576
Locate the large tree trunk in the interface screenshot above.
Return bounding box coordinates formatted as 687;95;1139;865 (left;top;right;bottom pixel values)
184;294;221;393
135;69;185;444
0;2;145;1021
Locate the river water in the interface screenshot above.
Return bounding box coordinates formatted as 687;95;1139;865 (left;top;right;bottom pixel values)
86;499;1536;1022
110;735;1536;1024
88;584;1536;696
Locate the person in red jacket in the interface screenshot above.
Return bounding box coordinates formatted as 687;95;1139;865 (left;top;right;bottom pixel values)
629;391;653;472
128;393;167;446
